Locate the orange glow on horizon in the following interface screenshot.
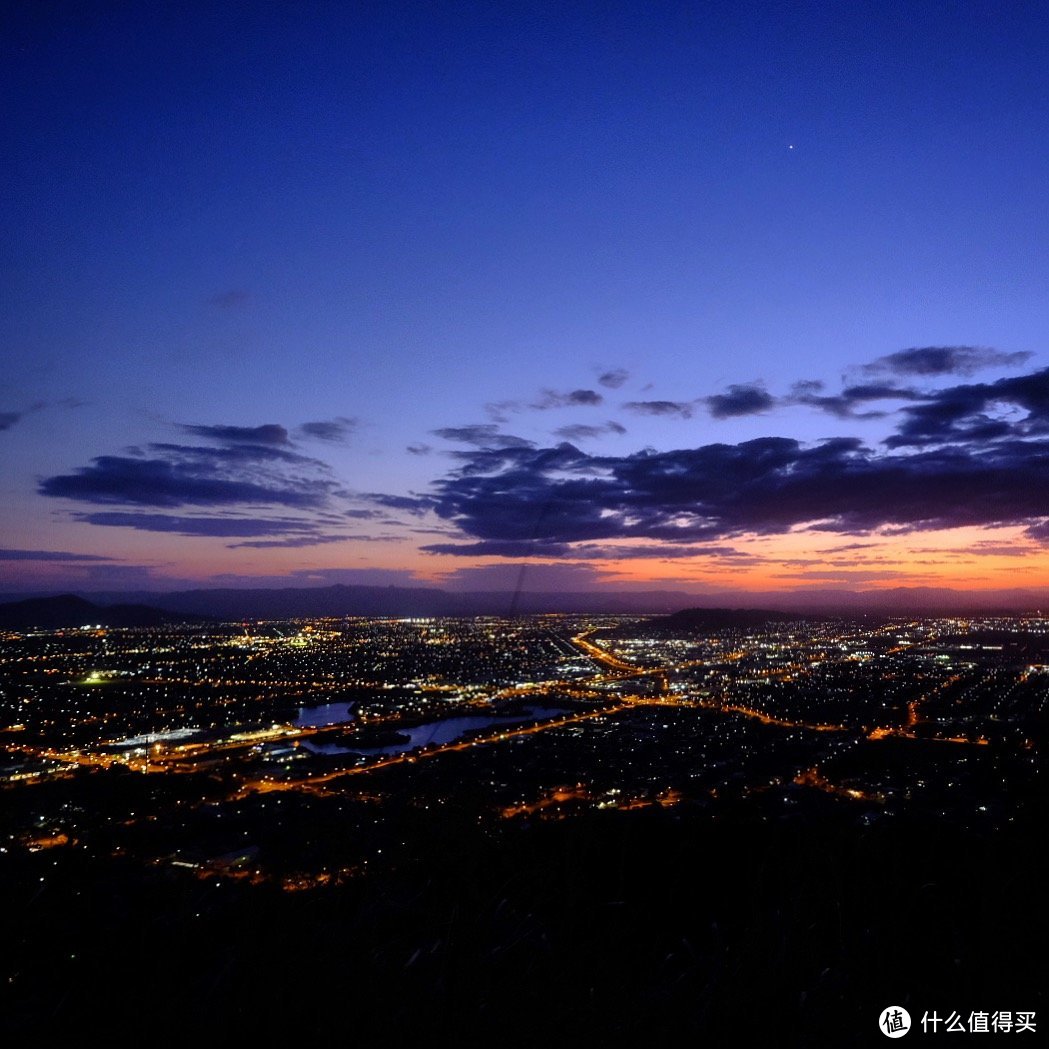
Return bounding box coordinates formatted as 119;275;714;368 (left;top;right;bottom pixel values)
423;523;1049;594
21;521;1049;595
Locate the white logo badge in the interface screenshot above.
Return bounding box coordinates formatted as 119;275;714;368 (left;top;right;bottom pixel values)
879;1006;911;1038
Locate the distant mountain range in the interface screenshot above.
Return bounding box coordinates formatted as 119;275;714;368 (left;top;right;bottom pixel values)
0;594;208;630
1;582;1047;629
1;584;695;623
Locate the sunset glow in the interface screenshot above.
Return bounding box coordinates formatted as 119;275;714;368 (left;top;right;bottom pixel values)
4;6;1049;607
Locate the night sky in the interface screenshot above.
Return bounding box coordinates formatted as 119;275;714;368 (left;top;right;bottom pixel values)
4;2;1049;596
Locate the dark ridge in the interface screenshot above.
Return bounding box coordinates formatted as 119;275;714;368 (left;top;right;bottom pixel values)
3;584;1049;622
61;584;695;619
0;594;208;630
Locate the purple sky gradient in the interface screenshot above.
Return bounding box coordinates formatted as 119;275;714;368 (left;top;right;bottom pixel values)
3;4;1049;594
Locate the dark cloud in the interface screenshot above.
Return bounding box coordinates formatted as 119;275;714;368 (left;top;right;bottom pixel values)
182;423;290;446
622;400;694;419
0;548;117;562
967;540;1034;556
840;383;924;402
407;443;432;455
480;390;605;418
598;369;629;389
42;455;332;509
789;380;927;419
227;534;351;549
788;389;854;418
863;346;1031;377
569;543;749;560
365;493;434;514
229;532;400;549
885;367;1049;448
705;384;776;419
472;545;751;562
532;388;604;410
70;512;329;538
40;424;338;519
553;425;605;441
414;374;1049;554
431;425;534;449
0;402;47;432
149;441;320;467
553;421;627;441
1025;521;1049;542
422;540;573;558
792;380;824;396
563;389;603;407
774;568;910;581
296;417;356;443
788;394;851;417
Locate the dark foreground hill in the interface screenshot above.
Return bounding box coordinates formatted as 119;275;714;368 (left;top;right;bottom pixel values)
1;801;1043;1047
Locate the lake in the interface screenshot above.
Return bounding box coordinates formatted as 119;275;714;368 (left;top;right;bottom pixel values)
301;706;567;756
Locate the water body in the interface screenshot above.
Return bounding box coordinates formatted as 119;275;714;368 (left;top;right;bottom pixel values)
294;702;356;728
302;706;567;756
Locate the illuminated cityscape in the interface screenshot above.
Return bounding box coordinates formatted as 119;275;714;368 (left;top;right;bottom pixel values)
1;606;1044;1041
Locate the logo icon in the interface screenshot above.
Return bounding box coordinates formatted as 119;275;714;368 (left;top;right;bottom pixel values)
879;1006;911;1038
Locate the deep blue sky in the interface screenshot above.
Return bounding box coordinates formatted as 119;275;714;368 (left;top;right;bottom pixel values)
4;2;1049;594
